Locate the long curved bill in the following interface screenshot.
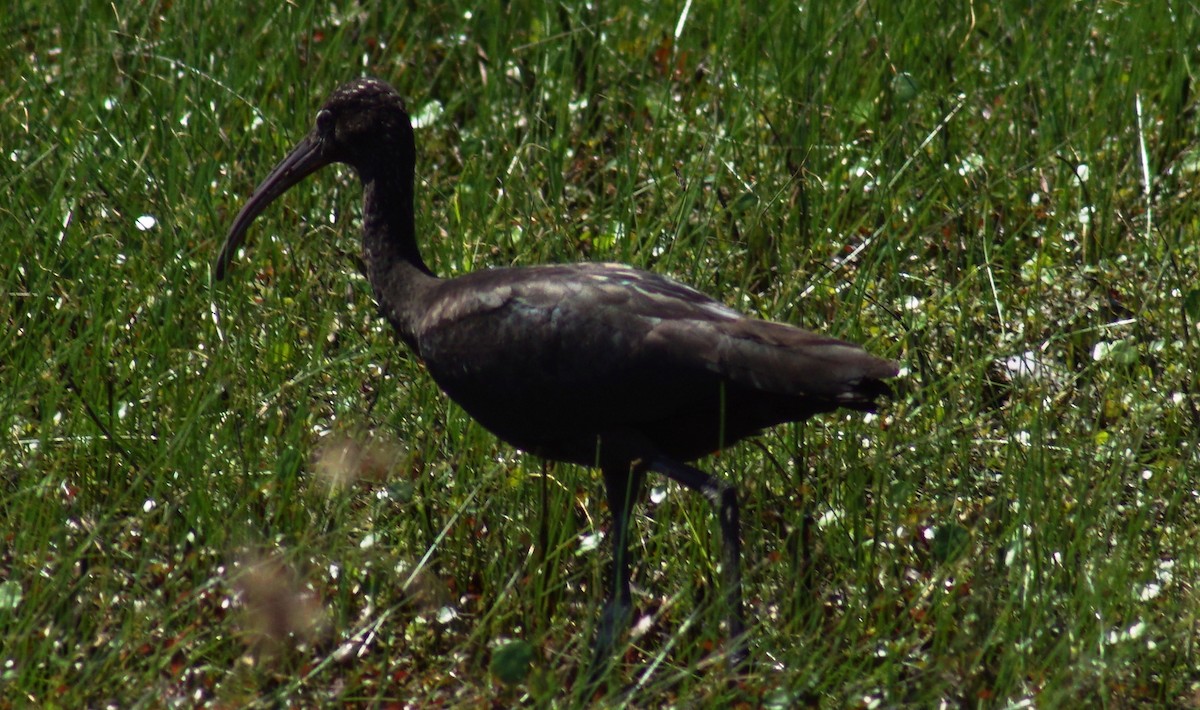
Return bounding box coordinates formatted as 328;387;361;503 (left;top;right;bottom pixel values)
214;132;330;280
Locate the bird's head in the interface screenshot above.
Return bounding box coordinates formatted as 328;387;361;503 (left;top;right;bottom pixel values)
214;78;413;280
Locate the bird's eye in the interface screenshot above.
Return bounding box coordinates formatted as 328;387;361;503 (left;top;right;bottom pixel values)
315;109;334;133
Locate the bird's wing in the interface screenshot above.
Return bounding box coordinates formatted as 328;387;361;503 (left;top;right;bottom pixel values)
420;262;895;404
646;316;897;404
529;263;897;400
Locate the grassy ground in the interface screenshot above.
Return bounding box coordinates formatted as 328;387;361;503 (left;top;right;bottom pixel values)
4;0;1200;706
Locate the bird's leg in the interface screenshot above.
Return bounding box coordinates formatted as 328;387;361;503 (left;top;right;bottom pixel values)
590;461;646;677
648;456;748;668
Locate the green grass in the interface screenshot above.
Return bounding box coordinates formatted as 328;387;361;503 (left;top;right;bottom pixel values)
4;0;1200;705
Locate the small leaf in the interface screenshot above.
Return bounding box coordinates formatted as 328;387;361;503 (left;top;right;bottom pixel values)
1184;287;1200;321
932;524;970;564
0;581;23;611
490;639;535;685
727;191;759;215
1093;339;1138;366
893;72;920;103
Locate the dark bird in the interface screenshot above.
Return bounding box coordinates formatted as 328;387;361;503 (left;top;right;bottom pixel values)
215;78;898;675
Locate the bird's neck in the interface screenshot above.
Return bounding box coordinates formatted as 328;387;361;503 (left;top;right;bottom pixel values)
361;175;438;349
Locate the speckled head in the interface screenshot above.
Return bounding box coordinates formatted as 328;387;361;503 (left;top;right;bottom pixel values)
315;78;413;170
215;77;414;279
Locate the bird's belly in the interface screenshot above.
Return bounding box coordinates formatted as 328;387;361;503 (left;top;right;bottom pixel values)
424;361;810;466
425;364;648;461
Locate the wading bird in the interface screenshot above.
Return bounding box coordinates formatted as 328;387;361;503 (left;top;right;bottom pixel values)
215;78;898;676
